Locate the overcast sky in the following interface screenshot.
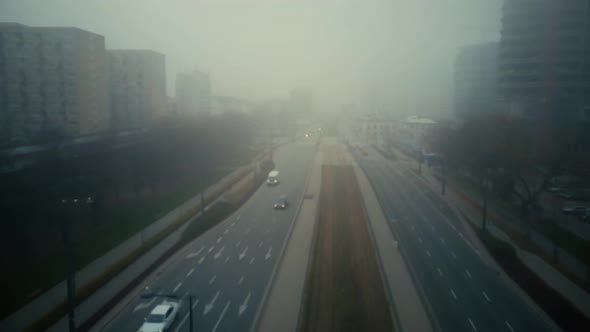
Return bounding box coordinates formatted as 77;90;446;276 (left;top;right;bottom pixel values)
0;0;502;117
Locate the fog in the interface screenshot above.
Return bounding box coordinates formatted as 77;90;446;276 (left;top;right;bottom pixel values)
1;0;501;116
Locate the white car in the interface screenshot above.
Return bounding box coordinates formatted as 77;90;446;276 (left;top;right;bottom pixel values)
138;301;179;332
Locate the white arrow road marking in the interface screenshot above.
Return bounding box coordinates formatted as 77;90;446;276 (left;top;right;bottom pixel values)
238;292;251;316
198;256;205;265
214;246;225;260
203;291;220;315
249;257;255;264
208;246;215;254
186;268;194;278
133;297;155;312
239;246;248;260
265;247;272;260
211;301;231;332
209;275;217;285
238;275;244;285
173;282;182;293
185;247;204;259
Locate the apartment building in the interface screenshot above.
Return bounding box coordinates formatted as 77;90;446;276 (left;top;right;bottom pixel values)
175;69;211;116
0;23;109;145
454;42;499;119
499;0;590;119
108;49;166;130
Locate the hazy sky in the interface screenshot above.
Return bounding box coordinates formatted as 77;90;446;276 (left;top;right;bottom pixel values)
0;0;502;116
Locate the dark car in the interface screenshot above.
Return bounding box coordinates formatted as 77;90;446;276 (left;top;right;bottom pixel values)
274;195;289;210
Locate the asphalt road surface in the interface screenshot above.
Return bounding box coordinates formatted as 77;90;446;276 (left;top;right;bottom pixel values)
353;150;557;332
101;142;315;332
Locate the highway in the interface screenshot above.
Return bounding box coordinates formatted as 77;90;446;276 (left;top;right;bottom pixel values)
101;142;315;332
353;149;557;332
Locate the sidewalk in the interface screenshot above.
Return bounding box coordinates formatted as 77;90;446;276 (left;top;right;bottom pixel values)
394;147;590;320
350;147;433;332
256;144;321;332
1;152;265;332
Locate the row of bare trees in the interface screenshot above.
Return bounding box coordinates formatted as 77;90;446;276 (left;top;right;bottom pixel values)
428;113;590;225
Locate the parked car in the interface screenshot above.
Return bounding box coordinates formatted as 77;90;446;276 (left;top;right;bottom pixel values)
138;301;179;332
561;206;590;216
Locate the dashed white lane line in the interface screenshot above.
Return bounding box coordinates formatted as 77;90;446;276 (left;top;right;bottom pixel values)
239;246;248;260
209;275;217;285
440;237;445;245
437;268;443;277
451;289;457;300
208;246;215;254
211;301;231;332
249;257;255;264
450;223;456;230
505;321;515;332
426;249;432;258
217;236;222;243
450;251;457;259
418;236;423;244
238;275;244;285
466;269;472;278
224;256;230;263
482;291;491;302
198;256;205;265
468;318;477;331
173;282;182;293
223;229;229;235
186;268;194;278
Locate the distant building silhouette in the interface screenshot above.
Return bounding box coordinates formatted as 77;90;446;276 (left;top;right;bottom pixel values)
175;69;211;116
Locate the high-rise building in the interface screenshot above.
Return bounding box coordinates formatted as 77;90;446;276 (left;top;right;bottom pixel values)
454;42;499;119
108;49;166;130
0;23;110;145
175;69;211;116
499;0;590;119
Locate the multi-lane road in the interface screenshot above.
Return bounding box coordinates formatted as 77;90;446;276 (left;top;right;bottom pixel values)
353;148;557;332
101;142;315;332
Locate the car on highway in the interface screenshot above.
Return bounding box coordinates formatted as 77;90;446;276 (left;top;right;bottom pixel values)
138;301;179;332
561;206;590;216
274;195;289;209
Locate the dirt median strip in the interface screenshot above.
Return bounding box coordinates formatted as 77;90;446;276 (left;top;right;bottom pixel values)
301;165;395;332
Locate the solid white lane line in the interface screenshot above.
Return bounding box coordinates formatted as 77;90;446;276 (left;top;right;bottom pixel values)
482;291;491;302
238;275;244;285
468;318;477;331
211;301;231;332
186;268;194;278
173;282;182;293
466;269;472;278
505;321;515;332
451;289;457;300
426;250;432;257
437;268;443;277
209;275;217;285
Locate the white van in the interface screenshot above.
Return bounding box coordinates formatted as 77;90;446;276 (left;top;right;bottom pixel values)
267;170;279;186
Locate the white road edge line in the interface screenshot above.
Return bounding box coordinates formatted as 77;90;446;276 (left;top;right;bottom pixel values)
468;318;477;331
505;320;515;332
211;301;231;332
